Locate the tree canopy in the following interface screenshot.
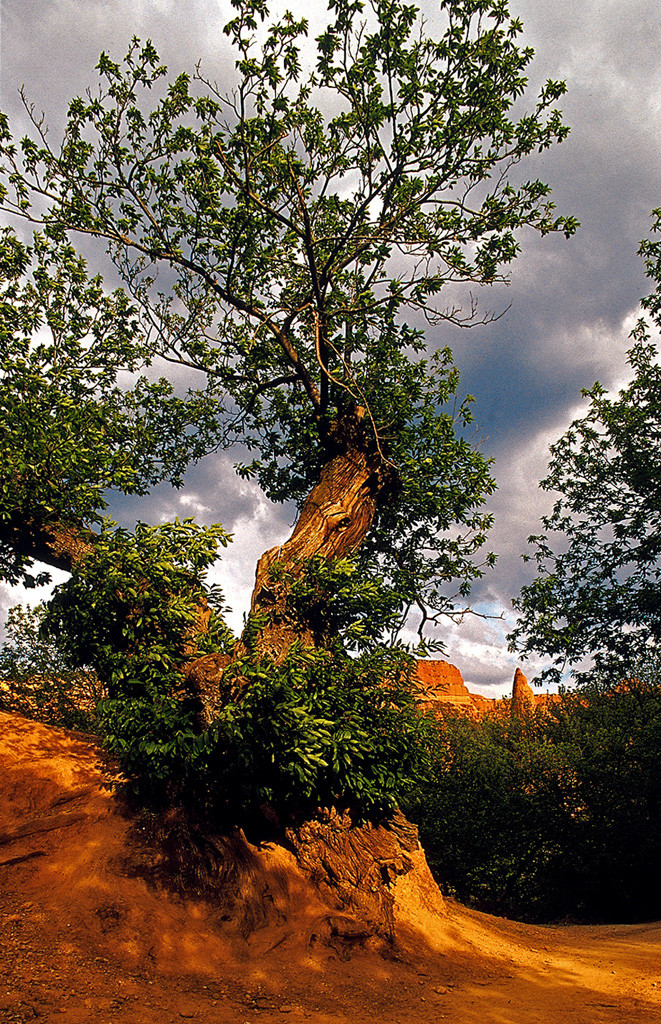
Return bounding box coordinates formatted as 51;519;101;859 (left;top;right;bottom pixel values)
0;227;223;585
510;219;661;683
0;0;576;645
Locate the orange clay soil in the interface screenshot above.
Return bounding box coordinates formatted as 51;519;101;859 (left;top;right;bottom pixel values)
1;708;660;1024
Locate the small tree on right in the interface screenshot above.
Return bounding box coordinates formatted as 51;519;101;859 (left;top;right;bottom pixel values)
510;219;661;684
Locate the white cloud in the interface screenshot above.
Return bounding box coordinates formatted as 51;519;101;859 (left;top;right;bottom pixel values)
176;493;212;518
0;568;69;642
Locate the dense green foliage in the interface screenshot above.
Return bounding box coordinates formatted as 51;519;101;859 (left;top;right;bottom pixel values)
1;581;434;822
404;665;661;922
4;525;429;821
43;518;233;695
0;0;576;630
0;228;222;586
100;645;432;822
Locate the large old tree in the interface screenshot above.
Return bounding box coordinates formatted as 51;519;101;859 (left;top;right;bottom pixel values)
1;0;575;636
1;0;575;934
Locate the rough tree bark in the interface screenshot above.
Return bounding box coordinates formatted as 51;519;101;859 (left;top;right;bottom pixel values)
0;514;97;575
248;443;386;657
186;407;396;716
246;406;395;651
285;806;423;942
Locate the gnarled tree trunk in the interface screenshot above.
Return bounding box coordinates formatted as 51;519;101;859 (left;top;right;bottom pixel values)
187;409;394;715
181;417;447;949
248;442;386;659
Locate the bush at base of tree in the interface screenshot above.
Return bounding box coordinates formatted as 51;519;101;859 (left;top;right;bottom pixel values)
403;661;661;924
9;523;435;828
100;645;434;826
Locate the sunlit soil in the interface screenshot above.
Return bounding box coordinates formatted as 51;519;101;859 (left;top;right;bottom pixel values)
1;710;660;1024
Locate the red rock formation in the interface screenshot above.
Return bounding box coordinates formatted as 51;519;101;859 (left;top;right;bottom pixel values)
510;667;560;715
413;662;557;720
511;667;536;717
414;660;494;718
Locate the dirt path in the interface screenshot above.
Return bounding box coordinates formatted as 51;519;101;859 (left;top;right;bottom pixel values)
1;710;660;1024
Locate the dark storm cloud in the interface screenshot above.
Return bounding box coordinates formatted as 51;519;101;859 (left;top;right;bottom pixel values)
402;0;661;682
431;0;661;671
1;0;233;122
2;0;660;684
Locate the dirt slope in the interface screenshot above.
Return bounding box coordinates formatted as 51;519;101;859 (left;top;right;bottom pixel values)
1;710;660;1024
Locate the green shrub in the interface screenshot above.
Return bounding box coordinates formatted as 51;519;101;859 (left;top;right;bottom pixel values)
44;517;234;698
36;526;433;825
99;644;433;824
404;664;661;923
403;708;574;921
548;668;661;921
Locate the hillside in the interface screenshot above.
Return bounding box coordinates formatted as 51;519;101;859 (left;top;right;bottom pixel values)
1;709;660;1024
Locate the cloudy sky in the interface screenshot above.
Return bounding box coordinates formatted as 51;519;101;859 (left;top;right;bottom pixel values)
2;0;660;692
